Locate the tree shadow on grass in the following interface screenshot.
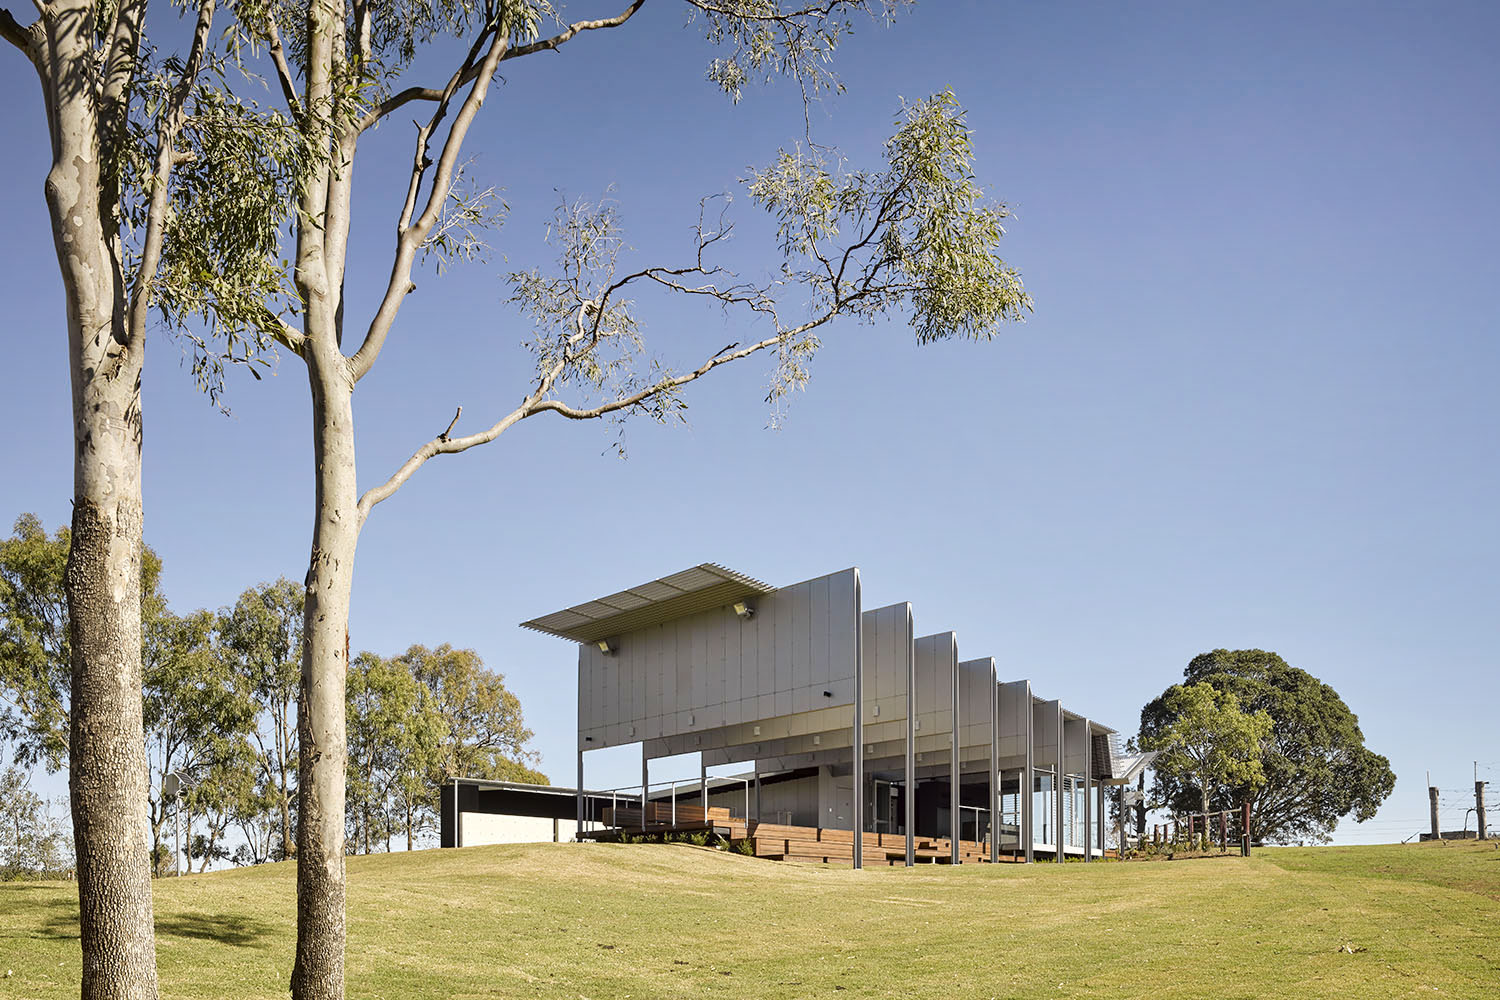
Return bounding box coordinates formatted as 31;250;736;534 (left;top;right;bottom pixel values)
21;907;271;947
154;913;274;947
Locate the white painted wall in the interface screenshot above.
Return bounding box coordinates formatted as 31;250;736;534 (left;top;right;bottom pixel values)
459;812;571;845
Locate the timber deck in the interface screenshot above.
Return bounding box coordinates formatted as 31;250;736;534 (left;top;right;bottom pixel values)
581;804;1025;866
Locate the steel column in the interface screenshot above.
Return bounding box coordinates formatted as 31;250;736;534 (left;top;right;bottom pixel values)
641;747;649;832
904;606;916;867
1054;704;1065;862
949;642;960;863
575;754;584;841
1083;721;1093;862
1022;683;1034;863
989;669;998;864
852;571;864;870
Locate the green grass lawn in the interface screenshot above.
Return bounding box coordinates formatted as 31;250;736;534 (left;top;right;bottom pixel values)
3;840;1498;999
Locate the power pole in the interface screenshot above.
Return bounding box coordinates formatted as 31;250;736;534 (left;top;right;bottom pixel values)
1477;762;1488;841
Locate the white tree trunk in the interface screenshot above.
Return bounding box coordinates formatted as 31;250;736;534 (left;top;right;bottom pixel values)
291;354;358;1000
34;3;160;993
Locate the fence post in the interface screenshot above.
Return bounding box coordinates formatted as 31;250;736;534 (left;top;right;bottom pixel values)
1429;785;1440;840
1240;801;1251;856
1219;810;1227;852
1477;781;1488;841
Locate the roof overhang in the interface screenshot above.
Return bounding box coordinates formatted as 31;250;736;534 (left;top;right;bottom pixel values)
519;563;775;644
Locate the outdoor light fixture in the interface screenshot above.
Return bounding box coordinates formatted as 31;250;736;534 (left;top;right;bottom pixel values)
753;725;761;736
813;735;822;745
822;690;832;698
596;639;614;655
732;600;755;619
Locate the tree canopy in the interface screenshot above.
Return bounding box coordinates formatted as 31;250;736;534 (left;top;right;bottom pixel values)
1140;681;1272;818
0;515;165;772
1141;649;1396;844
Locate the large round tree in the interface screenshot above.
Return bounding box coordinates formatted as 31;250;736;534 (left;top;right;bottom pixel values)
1140;649;1395;844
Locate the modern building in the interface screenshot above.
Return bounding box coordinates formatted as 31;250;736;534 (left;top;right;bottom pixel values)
442;563;1153;866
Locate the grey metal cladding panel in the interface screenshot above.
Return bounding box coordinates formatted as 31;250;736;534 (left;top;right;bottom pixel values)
809;574;830;688
773;586;795;717
827;570;857;684
997;680;1030;755
1033;699;1061;766
674;621;692;719
791;582;812;691
691;617;708;719
1063;718;1090;773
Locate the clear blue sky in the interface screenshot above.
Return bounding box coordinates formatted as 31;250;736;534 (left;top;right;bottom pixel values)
2;1;1496;844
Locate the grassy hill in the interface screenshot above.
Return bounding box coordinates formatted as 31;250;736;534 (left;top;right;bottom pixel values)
3;840;1497;999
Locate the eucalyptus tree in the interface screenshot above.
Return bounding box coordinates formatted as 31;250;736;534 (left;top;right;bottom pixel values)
1;1;297;993
0;516;166;775
220;578;304;859
150;0;1031;995
143;608;258;875
1141;681;1274;818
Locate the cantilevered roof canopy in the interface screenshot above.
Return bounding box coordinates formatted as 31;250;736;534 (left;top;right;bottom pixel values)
519;563;775;644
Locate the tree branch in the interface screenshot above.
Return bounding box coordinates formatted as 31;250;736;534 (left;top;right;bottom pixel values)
501;0;646;60
263;13;300;115
345;21;511;383
355;0;647;134
0;7;32;55
125;0;216;346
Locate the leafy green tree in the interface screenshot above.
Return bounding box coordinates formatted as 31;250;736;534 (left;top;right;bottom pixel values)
143;608;259;876
346;653;443;854
1141;682;1273;818
346;646;543;853
396;645;545;846
220;579;304;859
1143;649;1396;844
0;764;72;875
0;515;165;772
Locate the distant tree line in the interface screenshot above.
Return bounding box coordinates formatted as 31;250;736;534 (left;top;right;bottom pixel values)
0;515;544;875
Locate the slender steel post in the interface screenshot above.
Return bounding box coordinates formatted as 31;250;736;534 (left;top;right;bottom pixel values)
1022;684;1034;863
902;610;914;866
1098;782;1106;855
1054;706;1065;862
950;641;960;864
754;769;761;822
1083;721;1093;862
700;761;709;822
641;748;649;832
576;752;584;840
852;571;865;870
989;667;998;864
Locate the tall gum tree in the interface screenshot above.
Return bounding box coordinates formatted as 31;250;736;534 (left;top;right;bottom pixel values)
2;1;301;995
206;2;1032;998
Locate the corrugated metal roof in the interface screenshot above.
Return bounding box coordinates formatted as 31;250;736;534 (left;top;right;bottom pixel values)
519;563;775;644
